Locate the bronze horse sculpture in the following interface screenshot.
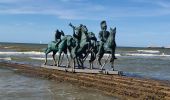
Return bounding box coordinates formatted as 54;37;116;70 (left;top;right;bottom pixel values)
97;27;117;70
44;30;76;67
44;30;64;66
69;24;91;69
44;21;117;71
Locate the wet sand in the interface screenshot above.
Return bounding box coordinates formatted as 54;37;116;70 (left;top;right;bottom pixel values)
1;61;170;100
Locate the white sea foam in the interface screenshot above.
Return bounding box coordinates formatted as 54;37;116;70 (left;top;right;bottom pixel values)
104;54;121;57
0;51;47;56
0;57;11;61
137;50;160;53
29;57;53;60
126;53;170;57
0;51;121;57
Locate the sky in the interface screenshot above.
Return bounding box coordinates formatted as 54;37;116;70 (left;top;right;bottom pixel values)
0;0;170;47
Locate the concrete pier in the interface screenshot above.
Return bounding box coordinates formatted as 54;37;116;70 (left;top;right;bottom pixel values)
41;64;123;75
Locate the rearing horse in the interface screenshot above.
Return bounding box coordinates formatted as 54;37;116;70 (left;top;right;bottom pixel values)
97;27;117;70
70;24;91;69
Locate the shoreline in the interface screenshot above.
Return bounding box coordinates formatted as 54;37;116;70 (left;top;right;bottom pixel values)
0;61;170;99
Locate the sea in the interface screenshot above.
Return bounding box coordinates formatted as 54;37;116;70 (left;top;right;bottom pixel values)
0;42;170;100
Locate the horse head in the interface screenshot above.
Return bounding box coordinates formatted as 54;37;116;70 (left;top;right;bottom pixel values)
81;25;88;34
110;27;116;39
60;30;65;36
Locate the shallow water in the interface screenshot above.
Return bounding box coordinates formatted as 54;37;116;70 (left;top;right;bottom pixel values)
1;42;170;99
1;42;170;80
0;68;118;100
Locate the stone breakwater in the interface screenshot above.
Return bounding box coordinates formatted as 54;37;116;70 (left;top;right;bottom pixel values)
1;62;170;100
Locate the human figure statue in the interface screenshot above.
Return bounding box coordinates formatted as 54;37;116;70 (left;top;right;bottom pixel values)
54;29;65;46
98;20;116;59
98;21;110;55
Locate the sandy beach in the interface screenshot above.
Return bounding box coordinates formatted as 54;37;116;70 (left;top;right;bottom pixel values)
1;61;170;100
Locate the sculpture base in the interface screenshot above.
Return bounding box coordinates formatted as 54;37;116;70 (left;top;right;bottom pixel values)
41;64;123;75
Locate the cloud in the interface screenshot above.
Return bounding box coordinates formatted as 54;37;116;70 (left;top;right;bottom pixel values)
0;0;170;20
0;0;30;3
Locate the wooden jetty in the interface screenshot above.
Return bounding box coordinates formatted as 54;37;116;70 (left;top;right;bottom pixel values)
41;64;123;75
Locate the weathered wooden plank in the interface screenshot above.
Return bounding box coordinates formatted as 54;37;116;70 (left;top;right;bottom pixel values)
41;64;122;75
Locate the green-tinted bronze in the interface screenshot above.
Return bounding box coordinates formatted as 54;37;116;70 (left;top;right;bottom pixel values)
97;21;117;70
44;30;76;67
55;29;64;46
69;23;91;69
44;20;117;70
88;32;98;69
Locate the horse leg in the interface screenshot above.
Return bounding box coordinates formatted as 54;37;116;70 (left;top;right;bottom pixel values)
72;58;75;71
64;50;70;68
110;60;114;71
79;58;84;69
97;53;104;69
110;50;115;71
57;51;62;67
44;53;47;65
44;48;51;65
52;51;57;66
113;46;117;59
89;61;93;69
89;52;95;69
76;57;81;68
66;54;70;68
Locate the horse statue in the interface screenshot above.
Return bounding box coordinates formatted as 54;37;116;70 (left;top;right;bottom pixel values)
44;21;117;71
97;27;117;70
56;35;76;67
69;23;91;69
87;32;98;69
44;31;75;67
44;30;64;65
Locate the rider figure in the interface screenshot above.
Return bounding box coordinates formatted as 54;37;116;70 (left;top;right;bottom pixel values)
98;20;110;55
98;20;117;59
55;29;64;46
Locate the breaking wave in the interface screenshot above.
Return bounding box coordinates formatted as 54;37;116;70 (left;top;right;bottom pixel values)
29;57;53;60
2;51;169;58
126;53;170;57
137;50;160;53
0;57;11;61
103;54;121;57
0;51;45;56
0;51;121;57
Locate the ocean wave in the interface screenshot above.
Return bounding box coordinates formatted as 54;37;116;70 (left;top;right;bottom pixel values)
29;57;53;60
137;50;160;53
104;54;121;57
0;51;121;57
126;53;170;57
0;51;46;56
0;57;11;61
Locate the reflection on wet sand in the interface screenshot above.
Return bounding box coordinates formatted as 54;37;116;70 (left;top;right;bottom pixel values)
0;68;117;100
